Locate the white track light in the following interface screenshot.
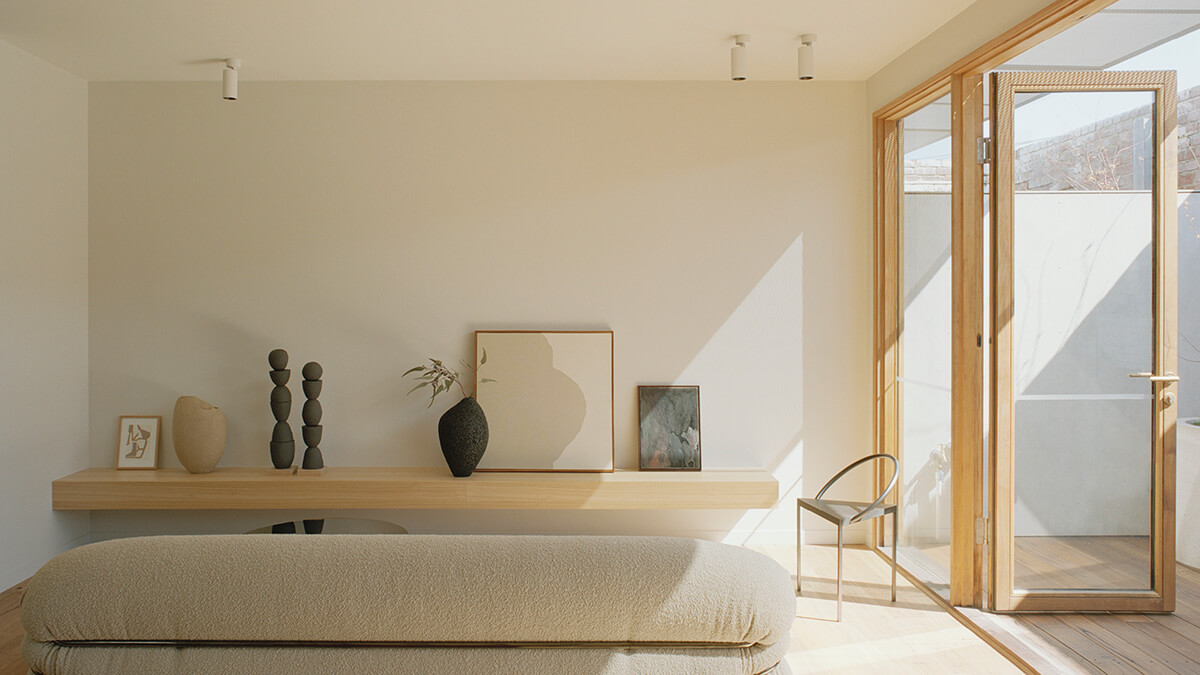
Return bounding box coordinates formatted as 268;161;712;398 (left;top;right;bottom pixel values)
797;35;816;81
731;35;750;81
223;58;241;100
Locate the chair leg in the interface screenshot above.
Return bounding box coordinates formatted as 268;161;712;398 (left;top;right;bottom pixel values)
891;510;898;603
796;501;802;593
836;524;843;623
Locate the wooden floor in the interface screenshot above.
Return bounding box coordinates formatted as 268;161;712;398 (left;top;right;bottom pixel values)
1014;536;1150;591
755;544;1020;674
960;561;1200;674
0;580;26;675
904;536;1152;591
899;537;1200;673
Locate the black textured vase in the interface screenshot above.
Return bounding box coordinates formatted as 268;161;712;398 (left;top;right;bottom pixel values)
437;397;489;477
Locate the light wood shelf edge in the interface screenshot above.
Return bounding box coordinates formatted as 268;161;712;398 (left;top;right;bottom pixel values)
52;467;779;511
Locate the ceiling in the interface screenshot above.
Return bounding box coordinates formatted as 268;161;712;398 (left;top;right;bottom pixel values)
0;0;975;82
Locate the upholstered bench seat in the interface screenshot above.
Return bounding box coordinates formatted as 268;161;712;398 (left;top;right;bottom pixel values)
22;534;794;674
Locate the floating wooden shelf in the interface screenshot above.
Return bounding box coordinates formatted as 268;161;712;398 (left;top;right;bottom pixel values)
52;467;778;511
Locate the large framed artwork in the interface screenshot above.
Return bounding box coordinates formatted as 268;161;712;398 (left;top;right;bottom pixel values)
638;386;701;471
475;330;614;472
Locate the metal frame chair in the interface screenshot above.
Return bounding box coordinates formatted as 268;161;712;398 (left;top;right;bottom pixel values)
796;453;899;622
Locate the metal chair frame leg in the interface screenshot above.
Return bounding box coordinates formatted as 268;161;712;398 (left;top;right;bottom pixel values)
836;524;843;622
796;501;803;593
891;508;898;602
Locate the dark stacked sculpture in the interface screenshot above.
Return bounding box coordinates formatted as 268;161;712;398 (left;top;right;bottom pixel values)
301;361;325;471
268;349;295;471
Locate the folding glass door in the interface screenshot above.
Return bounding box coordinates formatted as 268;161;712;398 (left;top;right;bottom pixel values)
988;71;1177;611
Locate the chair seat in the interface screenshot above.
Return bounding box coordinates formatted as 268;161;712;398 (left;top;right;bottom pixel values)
797;498;896;526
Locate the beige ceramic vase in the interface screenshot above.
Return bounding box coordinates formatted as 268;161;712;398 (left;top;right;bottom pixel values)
173;396;227;473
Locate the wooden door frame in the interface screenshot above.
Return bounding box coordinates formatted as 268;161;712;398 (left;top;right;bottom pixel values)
988;69;1177;613
871;0;1119;608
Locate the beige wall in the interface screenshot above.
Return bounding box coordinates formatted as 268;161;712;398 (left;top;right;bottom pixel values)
0;39;90;589
88;81;871;544
866;0;1059;112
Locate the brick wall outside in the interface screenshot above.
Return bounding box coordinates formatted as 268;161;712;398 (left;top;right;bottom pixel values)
904;85;1200;193
1181;87;1200;190
903;159;951;193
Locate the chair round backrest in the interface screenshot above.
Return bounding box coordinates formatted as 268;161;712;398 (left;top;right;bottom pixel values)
815;453;899;523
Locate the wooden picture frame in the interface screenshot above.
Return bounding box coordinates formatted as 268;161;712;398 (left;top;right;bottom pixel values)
474;330;614;472
638;386;701;471
116;415;161;470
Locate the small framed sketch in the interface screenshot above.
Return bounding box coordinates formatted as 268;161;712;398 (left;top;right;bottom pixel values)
116;415;161;470
638;386;700;471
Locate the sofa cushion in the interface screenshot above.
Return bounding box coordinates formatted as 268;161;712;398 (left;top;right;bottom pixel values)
22;535;793;649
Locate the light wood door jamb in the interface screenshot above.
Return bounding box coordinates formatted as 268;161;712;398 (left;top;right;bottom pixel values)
950;73;986;608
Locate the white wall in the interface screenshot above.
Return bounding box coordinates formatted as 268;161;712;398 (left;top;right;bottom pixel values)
866;0;1059;112
87;81;872;545
0;39;90;590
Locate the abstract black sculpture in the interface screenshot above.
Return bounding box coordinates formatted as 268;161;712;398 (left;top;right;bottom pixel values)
300;361;325;471
268;349;295;471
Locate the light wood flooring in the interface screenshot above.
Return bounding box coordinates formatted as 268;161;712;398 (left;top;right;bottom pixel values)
755;544;1020;674
0;580;26;675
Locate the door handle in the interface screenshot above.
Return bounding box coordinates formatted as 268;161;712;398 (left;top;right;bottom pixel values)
1128;372;1180;382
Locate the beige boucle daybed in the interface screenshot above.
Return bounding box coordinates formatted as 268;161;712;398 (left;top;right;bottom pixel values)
22;534;794;674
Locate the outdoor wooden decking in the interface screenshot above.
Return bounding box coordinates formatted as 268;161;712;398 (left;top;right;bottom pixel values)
903;537;1200;673
1014;536;1150;591
964;560;1200;674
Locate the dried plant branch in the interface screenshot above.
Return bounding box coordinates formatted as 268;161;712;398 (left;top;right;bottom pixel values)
403;350;494;407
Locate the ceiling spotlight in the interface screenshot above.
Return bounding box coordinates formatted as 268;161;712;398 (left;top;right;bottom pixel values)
223;58;241;101
797;35;816;81
731;34;750;81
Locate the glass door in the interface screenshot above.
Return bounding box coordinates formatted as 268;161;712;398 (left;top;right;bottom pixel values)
895;95;954;597
989;71;1177;612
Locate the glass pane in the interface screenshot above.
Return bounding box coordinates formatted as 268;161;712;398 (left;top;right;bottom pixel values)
1011;90;1155;592
898;95;952;596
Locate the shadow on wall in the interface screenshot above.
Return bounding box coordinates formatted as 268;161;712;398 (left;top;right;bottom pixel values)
671;233;807;544
1010;192;1200;537
478;333;586;469
655;232;869;545
1016;286;1150;538
884;192;1199;544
